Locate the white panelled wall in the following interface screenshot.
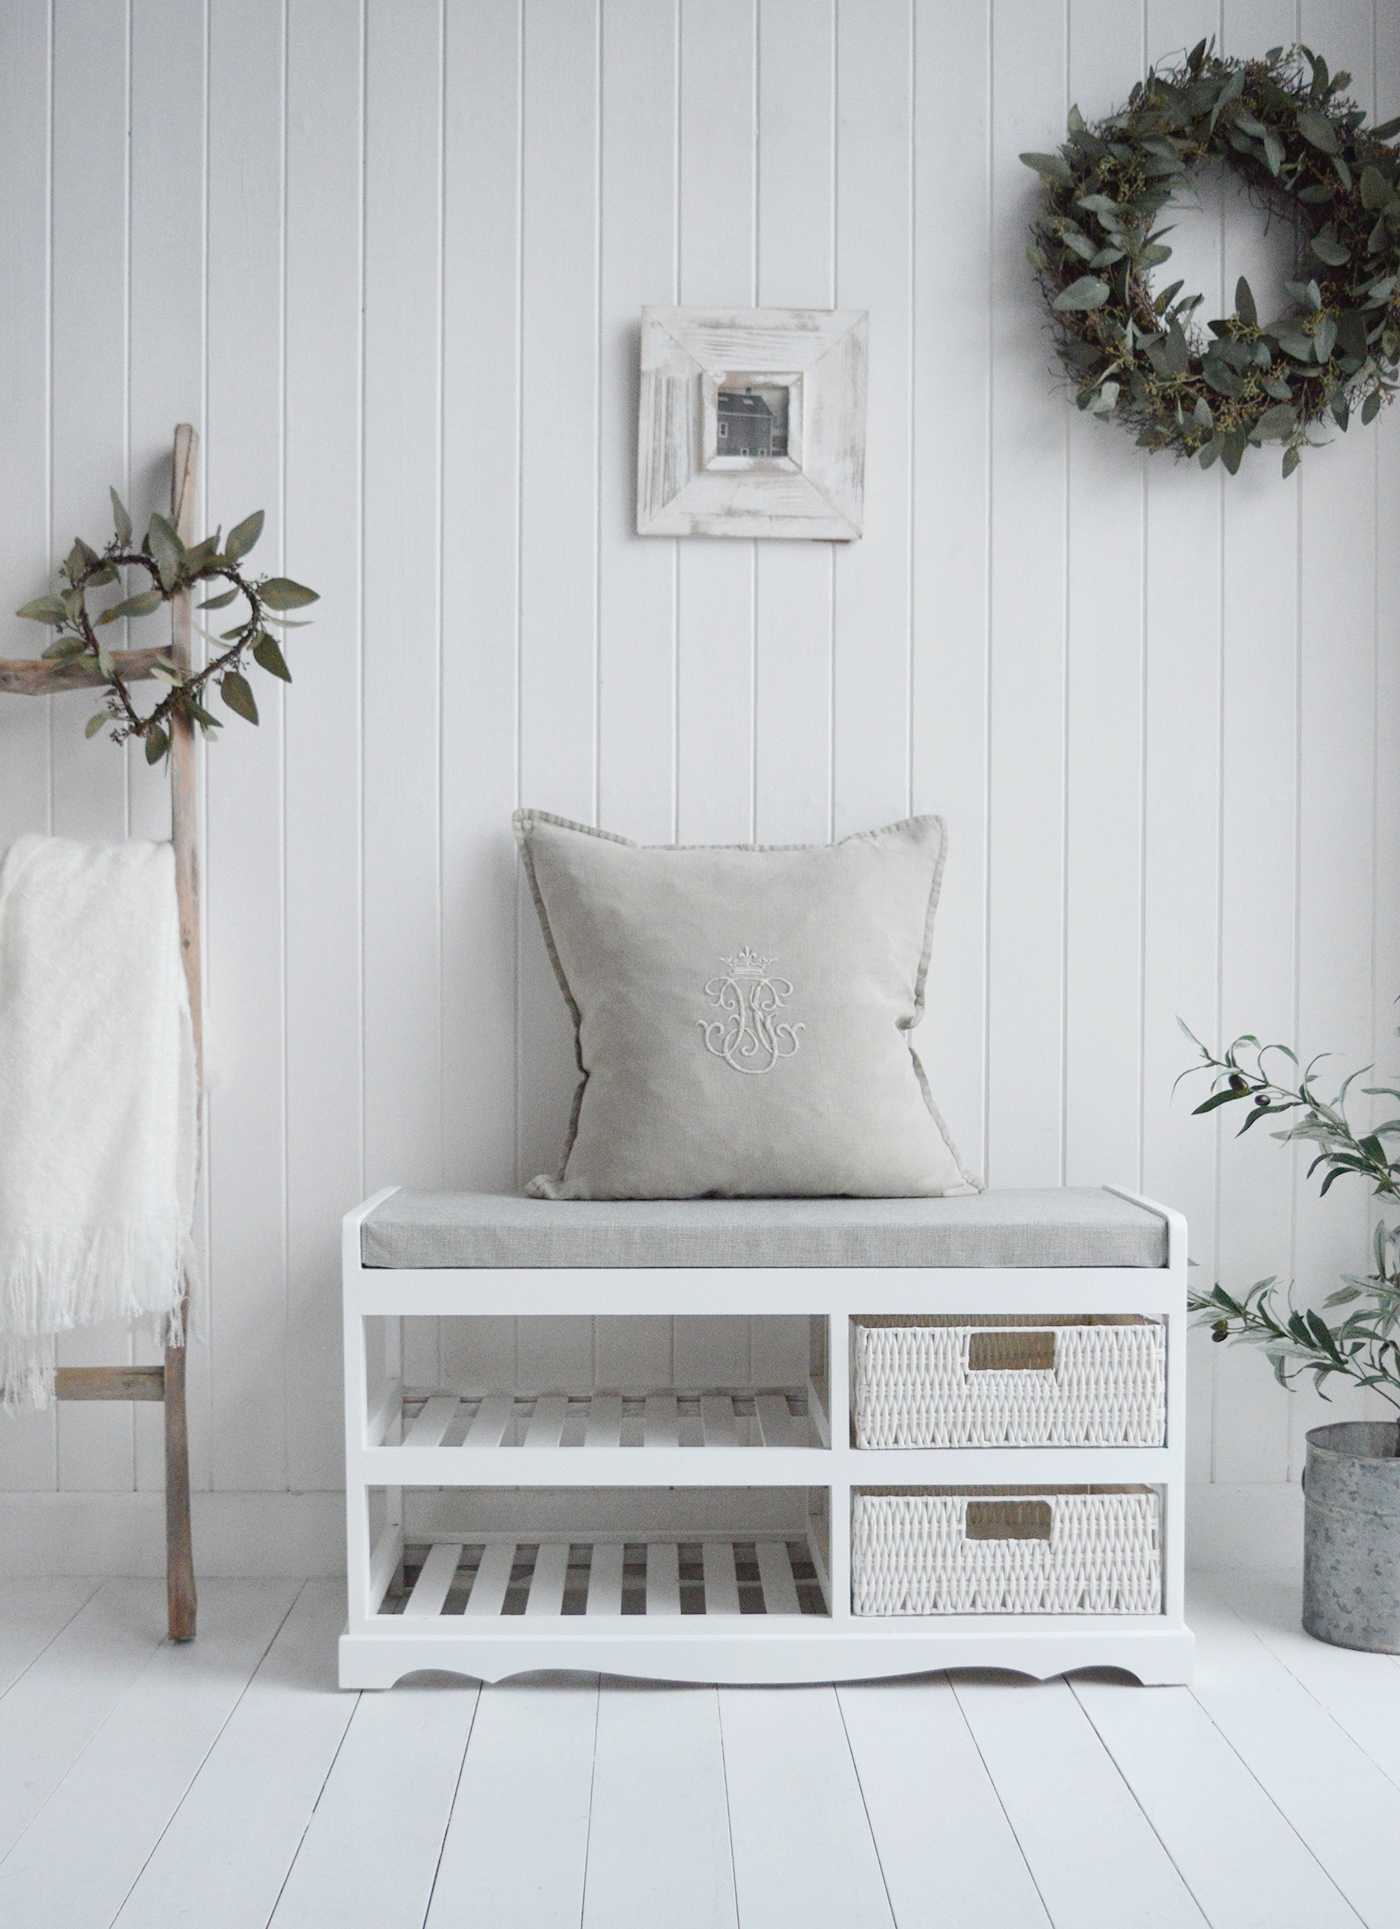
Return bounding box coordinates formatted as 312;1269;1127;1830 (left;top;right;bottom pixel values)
0;0;1396;1575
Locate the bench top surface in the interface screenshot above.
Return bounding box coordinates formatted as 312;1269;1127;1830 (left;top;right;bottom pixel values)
359;1187;1170;1271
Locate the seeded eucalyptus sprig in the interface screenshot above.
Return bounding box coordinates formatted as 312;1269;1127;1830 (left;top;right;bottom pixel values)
1022;40;1400;475
1178;1023;1400;1422
14;489;318;764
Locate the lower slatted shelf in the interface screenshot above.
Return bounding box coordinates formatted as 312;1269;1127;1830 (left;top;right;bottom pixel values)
380;1537;828;1619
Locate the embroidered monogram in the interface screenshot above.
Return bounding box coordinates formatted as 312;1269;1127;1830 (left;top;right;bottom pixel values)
699;947;804;1075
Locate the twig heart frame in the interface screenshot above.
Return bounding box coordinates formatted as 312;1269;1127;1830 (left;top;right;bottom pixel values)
1022;40;1400;475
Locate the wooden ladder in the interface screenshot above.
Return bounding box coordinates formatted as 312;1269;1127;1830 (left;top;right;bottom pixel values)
0;425;201;1642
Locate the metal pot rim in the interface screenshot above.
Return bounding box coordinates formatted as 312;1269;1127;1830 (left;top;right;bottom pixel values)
1306;1420;1400;1465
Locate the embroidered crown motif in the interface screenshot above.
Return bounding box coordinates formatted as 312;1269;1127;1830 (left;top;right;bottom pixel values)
699;946;804;1076
722;947;772;978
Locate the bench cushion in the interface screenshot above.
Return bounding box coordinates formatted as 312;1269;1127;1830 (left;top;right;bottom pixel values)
360;1187;1167;1271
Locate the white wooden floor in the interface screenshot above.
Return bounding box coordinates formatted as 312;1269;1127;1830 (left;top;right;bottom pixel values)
2;1572;1398;1929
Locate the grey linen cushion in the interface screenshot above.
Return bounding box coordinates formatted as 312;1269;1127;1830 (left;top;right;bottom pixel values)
514;809;980;1200
361;1189;1168;1270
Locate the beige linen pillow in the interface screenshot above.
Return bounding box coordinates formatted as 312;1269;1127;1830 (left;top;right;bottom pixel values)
514;810;981;1201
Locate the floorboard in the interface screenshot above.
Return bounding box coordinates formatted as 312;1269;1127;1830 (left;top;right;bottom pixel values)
0;1579;173;1860
1070;1672;1363;1929
423;1677;597;1929
1186;1586;1400;1929
582;1681;737;1929
0;1573;1397;1929
950;1674;1209;1929
0;1579;298;1928
269;1674;480;1929
719;1685;895;1929
114;1581;357;1929
837;1676;1051;1929
1206;1568;1400;1789
0;1577;100;1700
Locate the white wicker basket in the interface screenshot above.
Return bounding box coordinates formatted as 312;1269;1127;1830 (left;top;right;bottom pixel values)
851;1314;1165;1449
851;1486;1162;1616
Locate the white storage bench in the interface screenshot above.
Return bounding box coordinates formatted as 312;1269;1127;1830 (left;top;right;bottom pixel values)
341;1185;1192;1688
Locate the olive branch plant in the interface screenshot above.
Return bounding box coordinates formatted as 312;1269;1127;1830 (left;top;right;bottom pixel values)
1179;1022;1400;1433
14;488;317;761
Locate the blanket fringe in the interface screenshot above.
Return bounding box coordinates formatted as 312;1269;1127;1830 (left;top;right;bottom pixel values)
1;1221;191;1414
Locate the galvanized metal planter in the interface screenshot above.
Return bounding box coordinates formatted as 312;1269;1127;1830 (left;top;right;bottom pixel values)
1303;1421;1400;1653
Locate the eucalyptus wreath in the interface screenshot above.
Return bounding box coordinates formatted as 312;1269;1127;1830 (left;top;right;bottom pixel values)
15;490;317;761
1022;40;1400;474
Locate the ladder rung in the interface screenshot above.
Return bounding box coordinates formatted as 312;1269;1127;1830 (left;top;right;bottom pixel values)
53;1366;166;1402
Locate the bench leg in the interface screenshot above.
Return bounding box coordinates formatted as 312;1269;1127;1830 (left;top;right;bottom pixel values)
164;1334;196;1641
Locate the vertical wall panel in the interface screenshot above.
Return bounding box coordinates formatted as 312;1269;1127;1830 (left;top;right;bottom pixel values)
438;0;525;1399
283;0;364;1491
1139;0;1225;1487
592;0;680;1392
515;0;601;1208
753;0;834;848
597;0;678;849
675;0;756;848
985;0;1067;1187
126;0;207;1493
205;0;288;1493
1286;0;1382;1472
1062;0;1146;1193
1374;4;1400;1440
0;0;57;1493
49;0;136;1492
1209;0;1300;1487
832;0;914;839
514;0;601;1389
362;0;443;1202
911;0;991;1178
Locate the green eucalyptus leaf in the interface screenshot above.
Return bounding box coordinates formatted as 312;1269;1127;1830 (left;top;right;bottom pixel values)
110;588;165;621
1252;402;1297;441
110;488;133;546
1282;444;1302;476
199;587;239;610
15;596;69;624
1361;166;1397;213
1314;314;1338;361
145;725;170;765
1235;275;1258;328
1362;388;1384;424
252;632;292;681
1309;228;1351;266
220;670;259;724
146;512;185;591
1297;106;1339;153
85;712;109;739
96;646;116;680
1021;150;1074;184
256;577;319;611
1263;132;1285;175
224;510;265;563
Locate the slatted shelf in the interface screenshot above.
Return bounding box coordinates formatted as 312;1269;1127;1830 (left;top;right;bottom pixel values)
380;1538;828;1619
383;1388;814;1451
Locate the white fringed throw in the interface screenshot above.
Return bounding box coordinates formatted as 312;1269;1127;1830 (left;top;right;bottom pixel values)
0;835;196;1412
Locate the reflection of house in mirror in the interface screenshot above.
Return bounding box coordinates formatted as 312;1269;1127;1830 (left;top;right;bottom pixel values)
717;386;787;457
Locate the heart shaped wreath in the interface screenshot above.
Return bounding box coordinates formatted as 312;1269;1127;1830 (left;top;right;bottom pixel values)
1022;40;1400;474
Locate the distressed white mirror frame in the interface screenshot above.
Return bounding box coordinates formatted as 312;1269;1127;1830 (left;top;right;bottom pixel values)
637;306;868;541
